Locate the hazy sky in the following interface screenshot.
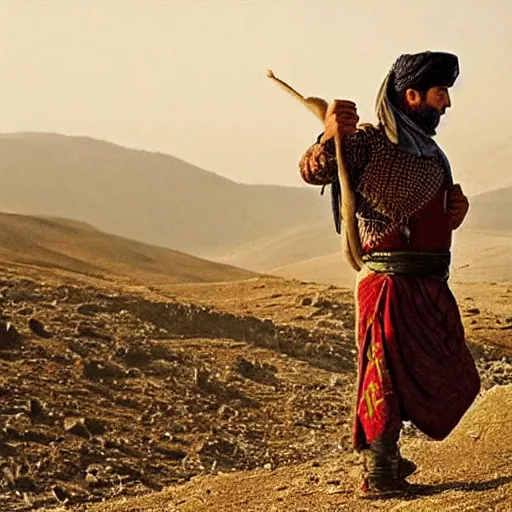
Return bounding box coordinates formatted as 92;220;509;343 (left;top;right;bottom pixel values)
1;0;511;195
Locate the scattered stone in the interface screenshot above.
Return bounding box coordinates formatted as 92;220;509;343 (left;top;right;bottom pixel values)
312;296;332;308
0;267;510;511
14;476;37;492
29;317;52;338
0;439;19;457
232;357;279;386
52;485;71;503
5;287;40;302
68;338;100;358
466;308;481;315
29;398;45;420
217;404;238;419
0;321;22;349
123;347;152;367
328;375;344;388
76;323;112;341
16;306;34;316
83;359;125;381
77;303;108;316
64;417;92;438
115;345;128;358
83;417;107;435
126;367;144;378
152;444;188;460
84;463;105;487
24;429;58;445
85;472;99;486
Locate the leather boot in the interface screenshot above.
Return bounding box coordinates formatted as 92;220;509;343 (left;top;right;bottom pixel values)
359;436;412;498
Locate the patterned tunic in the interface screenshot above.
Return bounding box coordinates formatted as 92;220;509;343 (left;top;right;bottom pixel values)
299;124;453;253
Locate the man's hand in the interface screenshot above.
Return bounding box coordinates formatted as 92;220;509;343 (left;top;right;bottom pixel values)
320;100;359;143
448;183;469;230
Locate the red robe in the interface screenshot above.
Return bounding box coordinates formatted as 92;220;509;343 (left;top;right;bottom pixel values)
354;188;480;449
298;126;480;450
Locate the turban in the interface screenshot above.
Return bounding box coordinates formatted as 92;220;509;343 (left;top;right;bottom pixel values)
374;51;458;182
390;51;459;96
329;51;458;235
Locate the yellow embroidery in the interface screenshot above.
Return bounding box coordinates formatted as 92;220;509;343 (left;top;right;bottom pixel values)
367;343;384;384
364;381;384;419
364;342;384;419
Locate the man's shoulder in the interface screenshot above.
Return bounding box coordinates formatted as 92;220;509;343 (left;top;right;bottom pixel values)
345;123;384;147
356;123;382;136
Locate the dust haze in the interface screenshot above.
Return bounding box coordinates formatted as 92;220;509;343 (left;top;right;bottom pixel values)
2;0;512;194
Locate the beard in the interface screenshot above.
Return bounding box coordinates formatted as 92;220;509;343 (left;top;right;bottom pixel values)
405;102;443;136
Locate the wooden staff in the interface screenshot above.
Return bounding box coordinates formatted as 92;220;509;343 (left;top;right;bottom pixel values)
266;70;364;271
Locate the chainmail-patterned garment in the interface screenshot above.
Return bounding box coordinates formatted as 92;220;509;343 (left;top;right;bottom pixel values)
298;124;449;250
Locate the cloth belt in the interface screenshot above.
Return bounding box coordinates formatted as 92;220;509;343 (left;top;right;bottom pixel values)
362;251;451;278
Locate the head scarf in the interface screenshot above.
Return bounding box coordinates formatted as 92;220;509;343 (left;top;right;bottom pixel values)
375;51;459;183
328;52;459;235
391;52;459;96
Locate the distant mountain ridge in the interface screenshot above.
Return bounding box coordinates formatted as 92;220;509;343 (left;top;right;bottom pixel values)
0;132;331;258
465;185;512;232
1;132;510;284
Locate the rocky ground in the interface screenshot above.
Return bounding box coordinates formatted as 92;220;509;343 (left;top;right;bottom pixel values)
72;384;512;512
0;266;511;511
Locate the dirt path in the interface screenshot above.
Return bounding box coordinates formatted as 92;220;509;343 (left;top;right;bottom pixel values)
72;386;512;512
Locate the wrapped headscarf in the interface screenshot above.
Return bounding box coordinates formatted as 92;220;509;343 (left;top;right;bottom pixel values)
376;51;459;183
391;52;459;96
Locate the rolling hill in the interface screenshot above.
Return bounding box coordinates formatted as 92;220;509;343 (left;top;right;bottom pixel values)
1;132;511;286
218;186;512;284
0;212;255;284
267;227;512;286
0;132;331;258
465;185;512;232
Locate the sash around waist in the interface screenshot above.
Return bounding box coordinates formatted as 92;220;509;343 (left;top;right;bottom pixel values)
362;251;451;277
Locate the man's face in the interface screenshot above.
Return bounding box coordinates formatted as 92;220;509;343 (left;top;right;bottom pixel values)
424;86;452;115
405;85;452;135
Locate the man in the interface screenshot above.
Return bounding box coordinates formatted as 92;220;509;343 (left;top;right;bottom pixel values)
299;51;480;496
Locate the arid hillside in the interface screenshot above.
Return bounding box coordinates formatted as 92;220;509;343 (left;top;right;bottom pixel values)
465;185;512;232
265;227;512;288
76;385;512;512
0;212;255;284
0;133;330;257
3;132;511;287
0;216;510;511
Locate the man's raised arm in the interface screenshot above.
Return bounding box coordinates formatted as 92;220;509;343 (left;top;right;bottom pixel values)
299;100;364;185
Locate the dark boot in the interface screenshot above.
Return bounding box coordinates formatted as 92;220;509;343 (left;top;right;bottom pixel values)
359;436;412;498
